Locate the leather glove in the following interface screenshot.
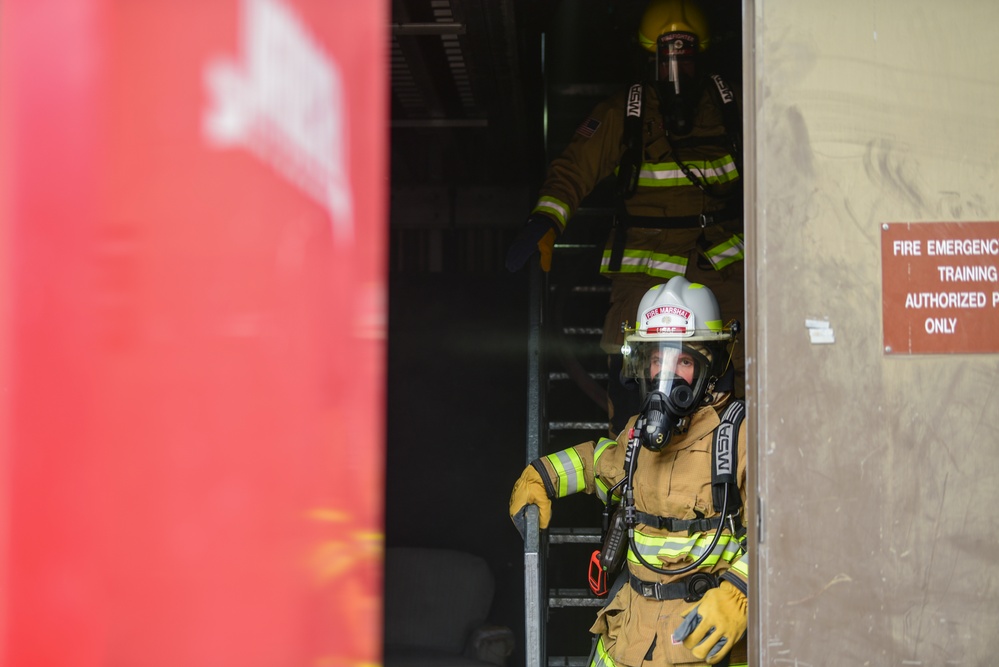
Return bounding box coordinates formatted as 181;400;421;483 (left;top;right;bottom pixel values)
505;214;560;272
672;580;747;665
509;464;551;537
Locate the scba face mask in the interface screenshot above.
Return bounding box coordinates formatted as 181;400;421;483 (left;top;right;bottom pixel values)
623;341;716;451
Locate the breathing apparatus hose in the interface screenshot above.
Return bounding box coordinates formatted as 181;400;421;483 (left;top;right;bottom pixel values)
623;426;733;576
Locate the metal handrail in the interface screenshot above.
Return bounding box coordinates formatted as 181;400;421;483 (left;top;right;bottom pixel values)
524;262;548;667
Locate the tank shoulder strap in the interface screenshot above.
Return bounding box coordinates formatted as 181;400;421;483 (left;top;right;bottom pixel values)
617;76;741;200
708;73;743;174
615;83;644;200
712;398;745;514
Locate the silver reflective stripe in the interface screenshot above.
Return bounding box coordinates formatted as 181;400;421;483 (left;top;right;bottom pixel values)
628;531;741;566
600;249;687;277
591;636;617;667
705;233;746;269
596;480;609;504
544;448;585;497
729;552;749;578
711;242;743;263
532;196;569;227
593;438;620;504
638;156;739;186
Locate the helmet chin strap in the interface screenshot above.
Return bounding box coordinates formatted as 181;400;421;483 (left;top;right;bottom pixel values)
703;375;719;402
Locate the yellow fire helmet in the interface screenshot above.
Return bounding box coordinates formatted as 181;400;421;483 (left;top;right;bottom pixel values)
637;0;711;53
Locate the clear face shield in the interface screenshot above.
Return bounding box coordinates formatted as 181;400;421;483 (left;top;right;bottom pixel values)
621;339;717;451
623;340;713;404
655;31;699;96
654;31;701;135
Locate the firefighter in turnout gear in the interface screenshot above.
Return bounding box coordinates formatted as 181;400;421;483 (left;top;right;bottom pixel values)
505;0;745;436
509;277;748;667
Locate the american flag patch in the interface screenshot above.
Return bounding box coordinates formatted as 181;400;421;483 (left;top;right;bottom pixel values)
575;116;601;137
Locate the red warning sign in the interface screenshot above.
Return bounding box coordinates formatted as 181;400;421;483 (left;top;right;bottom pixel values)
882;221;999;355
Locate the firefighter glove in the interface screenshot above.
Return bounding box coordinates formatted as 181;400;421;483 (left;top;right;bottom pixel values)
509;464;552;538
505;214;560;272
672;580;747;665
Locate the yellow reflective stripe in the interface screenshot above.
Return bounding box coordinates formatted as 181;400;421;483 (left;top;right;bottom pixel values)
704;233;745;270
543;448;586;498
591;632;744;667
728;554;749;578
593;437;616;465
600;248;688;278
531;196;570;228
595;479;610;504
595;479;622;505
627;530;742;568
593;438;620;504
591;635;616;667
634;155;739;188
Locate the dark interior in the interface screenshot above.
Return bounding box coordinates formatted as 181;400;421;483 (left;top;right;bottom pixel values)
385;1;743;663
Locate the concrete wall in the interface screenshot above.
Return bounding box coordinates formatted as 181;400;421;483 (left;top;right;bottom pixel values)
746;1;999;664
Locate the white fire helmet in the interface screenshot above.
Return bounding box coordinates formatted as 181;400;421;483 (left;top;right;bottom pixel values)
620;276;735;408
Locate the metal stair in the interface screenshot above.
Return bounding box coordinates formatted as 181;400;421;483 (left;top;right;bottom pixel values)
523;214;616;667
